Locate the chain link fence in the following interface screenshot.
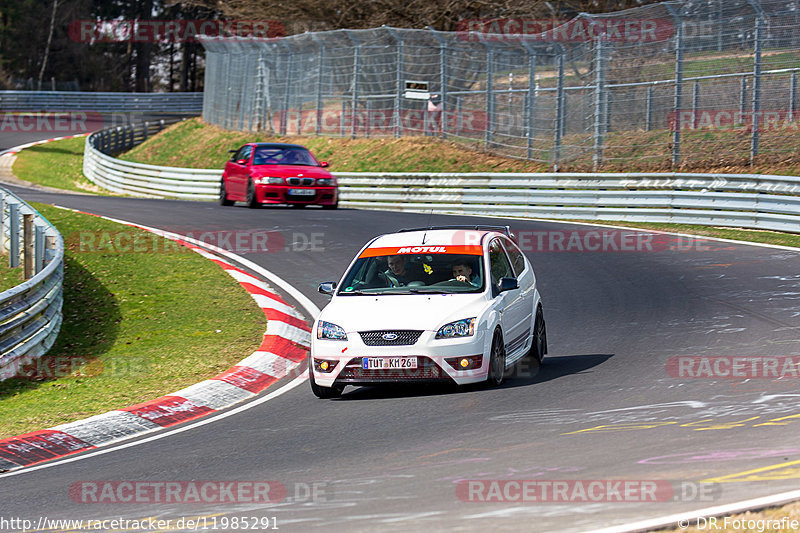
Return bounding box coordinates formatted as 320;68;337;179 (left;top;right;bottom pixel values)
199;0;800;171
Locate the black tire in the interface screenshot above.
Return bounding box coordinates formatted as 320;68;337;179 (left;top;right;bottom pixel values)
530;306;547;364
245;179;259;209
487;331;506;387
309;363;344;399
322;198;338;210
219;179;234;206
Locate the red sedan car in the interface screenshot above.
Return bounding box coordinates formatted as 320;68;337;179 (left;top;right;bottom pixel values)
219;143;338;209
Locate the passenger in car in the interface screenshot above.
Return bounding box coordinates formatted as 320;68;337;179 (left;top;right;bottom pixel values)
385;255;414;286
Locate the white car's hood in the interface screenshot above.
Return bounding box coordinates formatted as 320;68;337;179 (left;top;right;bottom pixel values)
319;293;489;332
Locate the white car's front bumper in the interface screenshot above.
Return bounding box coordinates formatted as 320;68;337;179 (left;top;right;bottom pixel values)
311;328;490;387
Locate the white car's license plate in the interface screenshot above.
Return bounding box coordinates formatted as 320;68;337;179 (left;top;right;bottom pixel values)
362;357;418;370
289;188;315;196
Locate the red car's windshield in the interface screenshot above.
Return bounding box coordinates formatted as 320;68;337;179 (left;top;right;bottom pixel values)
253;147;318;166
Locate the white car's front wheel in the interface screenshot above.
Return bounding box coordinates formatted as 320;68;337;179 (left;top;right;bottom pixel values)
309;360;344;399
487;331;506;387
531;306;547;364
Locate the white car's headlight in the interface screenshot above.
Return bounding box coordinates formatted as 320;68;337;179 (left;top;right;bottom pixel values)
436;318;476;339
317;321;347;340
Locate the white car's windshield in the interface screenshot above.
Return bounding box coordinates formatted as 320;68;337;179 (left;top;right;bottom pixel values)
338;253;484;295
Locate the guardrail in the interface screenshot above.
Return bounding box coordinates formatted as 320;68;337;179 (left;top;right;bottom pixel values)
0;90;203;114
0;187;64;380
81;123;800;233
335;172;800;234
84;123;221;199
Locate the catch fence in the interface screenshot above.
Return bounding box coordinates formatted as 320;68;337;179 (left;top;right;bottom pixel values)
199;0;800;170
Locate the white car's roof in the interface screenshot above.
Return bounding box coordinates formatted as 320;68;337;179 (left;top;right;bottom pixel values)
367;229;500;250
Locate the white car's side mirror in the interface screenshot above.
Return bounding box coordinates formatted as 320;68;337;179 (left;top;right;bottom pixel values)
318;281;337;295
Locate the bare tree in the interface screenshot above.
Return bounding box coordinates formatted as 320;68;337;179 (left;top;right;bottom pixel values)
37;0;59;91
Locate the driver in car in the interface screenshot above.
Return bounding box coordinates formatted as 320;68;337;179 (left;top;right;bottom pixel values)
385;255;415;286
452;259;479;286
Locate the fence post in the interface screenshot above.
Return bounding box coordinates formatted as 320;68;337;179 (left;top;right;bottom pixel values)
791;72;797;122
0;195;4;254
9;202;19;268
692;80;700;128
23;213;33;280
522;43;537;160
646;85;654;131
747;0;764;165
44;234;56;266
484;41;495;148
553;48;565;171
593;37;606;171
739;76;747;117
280;44;293;136
313;37;324;135
34;224;44;274
666;5;684;168
340;99;346;136
456;96;462;137
394;30;405;138
427;28;448;139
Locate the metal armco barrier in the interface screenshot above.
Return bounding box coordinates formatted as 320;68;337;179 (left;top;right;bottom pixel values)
0;91;203;114
84;123;221;199
81;123;800;233
334;172;800;233
0;187;63;380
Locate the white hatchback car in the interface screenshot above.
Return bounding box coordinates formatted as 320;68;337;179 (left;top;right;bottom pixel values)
309;225;546;398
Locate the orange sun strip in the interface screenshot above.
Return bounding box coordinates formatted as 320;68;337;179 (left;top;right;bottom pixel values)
359;245;484;258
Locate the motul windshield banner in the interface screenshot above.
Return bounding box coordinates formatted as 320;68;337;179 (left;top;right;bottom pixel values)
359;245;484;258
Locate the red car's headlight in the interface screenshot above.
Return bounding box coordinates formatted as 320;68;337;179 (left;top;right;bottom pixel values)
316;178;335;186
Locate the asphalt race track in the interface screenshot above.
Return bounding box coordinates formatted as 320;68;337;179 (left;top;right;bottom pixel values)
2;139;800;532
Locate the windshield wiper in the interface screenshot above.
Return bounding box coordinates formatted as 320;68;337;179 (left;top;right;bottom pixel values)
408;288;449;294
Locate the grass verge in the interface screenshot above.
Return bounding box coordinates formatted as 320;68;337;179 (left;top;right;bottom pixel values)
0;255;24;293
0;204;264;439
119;117;545;173
11;136;104;194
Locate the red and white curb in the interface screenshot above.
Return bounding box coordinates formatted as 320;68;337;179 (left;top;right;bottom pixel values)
0;209;311;472
0;134;90;176
0;133;90;157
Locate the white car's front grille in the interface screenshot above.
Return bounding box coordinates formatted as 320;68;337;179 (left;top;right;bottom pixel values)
359;330;423;346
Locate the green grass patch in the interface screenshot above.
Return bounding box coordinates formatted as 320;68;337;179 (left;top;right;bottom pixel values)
0;255;25;293
0;204;264;439
120;118;545;173
11;137;103;194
